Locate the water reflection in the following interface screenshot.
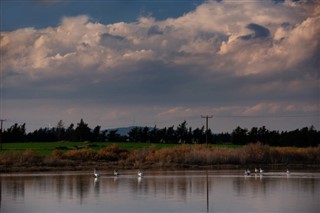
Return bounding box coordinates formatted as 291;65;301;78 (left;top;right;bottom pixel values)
1;170;320;213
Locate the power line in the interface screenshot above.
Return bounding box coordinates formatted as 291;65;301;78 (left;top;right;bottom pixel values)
201;115;213;146
0;119;6;151
214;114;319;118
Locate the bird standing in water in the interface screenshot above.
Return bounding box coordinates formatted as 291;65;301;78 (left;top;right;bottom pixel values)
94;169;100;178
244;169;251;176
138;170;143;177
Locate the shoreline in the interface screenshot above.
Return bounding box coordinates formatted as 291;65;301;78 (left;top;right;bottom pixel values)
2;163;320;173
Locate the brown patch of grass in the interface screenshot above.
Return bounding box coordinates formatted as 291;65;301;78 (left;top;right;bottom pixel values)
0;149;43;167
1;144;320;171
145;145;241;166
269;145;320;164
97;144;129;161
240;142;270;164
43;150;75;167
63;148;96;161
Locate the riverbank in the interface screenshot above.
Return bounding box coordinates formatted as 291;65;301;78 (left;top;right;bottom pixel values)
2;163;320;173
1;143;320;172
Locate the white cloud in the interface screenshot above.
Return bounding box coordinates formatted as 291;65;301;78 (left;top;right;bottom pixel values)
1;0;319;131
2;1;318;77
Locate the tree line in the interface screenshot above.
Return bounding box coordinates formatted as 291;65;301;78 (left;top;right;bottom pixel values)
1;119;319;147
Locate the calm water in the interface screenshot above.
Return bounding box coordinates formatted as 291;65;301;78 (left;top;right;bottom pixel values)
1;170;319;213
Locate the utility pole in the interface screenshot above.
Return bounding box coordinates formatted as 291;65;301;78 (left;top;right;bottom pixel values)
201;115;213;146
0;119;6;151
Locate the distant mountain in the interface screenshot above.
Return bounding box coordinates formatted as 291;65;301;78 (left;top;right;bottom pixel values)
106;126;151;136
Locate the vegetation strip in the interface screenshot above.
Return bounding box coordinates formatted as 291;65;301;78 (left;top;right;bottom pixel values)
1;143;319;172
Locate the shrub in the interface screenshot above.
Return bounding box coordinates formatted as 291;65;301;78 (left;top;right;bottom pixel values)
97;144;129;161
0;151;22;166
21;149;43;165
63;148;96;161
44;150;74;167
241;142;270;164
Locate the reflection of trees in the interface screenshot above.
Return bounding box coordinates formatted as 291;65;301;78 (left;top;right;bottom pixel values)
66;176;74;199
54;176;65;202
52;175;89;204
123;174;206;202
230;175;319;198
6;178;25;200
2;171;319;212
52;175;99;203
233;177;268;197
3;175;93;204
289;178;318;194
75;175;90;204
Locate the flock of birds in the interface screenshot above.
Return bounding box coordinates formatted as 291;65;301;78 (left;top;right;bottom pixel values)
93;169;143;178
94;168;291;179
244;168;290;176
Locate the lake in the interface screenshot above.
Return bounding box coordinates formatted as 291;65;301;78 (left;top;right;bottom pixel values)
1;170;319;213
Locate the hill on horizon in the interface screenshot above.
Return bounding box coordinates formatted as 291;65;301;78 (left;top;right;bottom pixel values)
106;126;152;136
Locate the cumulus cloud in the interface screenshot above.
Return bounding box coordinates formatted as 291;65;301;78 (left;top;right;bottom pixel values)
1;0;319;131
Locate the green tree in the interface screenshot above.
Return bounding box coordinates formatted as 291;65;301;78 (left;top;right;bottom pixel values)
232;126;248;145
56;120;65;141
166;126;176;143
192;126;205;144
74;119;91;141
128;127;140;142
65;123;75;141
3;123;26;142
106;129;122;142
148;126;159;143
176;121;188;143
92;125;105;142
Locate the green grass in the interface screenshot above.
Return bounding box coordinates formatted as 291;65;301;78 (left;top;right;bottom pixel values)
0;141;240;156
0;141;179;156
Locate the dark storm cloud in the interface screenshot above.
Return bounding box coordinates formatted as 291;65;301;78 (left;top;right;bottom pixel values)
100;33;126;41
99;33;129;48
147;25;163;36
240;23;270;40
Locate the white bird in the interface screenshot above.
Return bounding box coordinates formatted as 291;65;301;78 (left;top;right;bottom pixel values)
286;169;290;175
259;168;264;174
94;169;100;178
114;170;119;176
255;168;259;173
138;170;143;177
244;169;251;176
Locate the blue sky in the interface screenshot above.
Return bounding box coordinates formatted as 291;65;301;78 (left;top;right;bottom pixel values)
2;0;203;30
1;0;319;132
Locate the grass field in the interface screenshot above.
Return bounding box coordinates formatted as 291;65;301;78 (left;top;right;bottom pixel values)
1;141;178;156
1;141;241;156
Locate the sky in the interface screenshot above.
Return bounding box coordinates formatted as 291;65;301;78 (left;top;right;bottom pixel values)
1;0;319;133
